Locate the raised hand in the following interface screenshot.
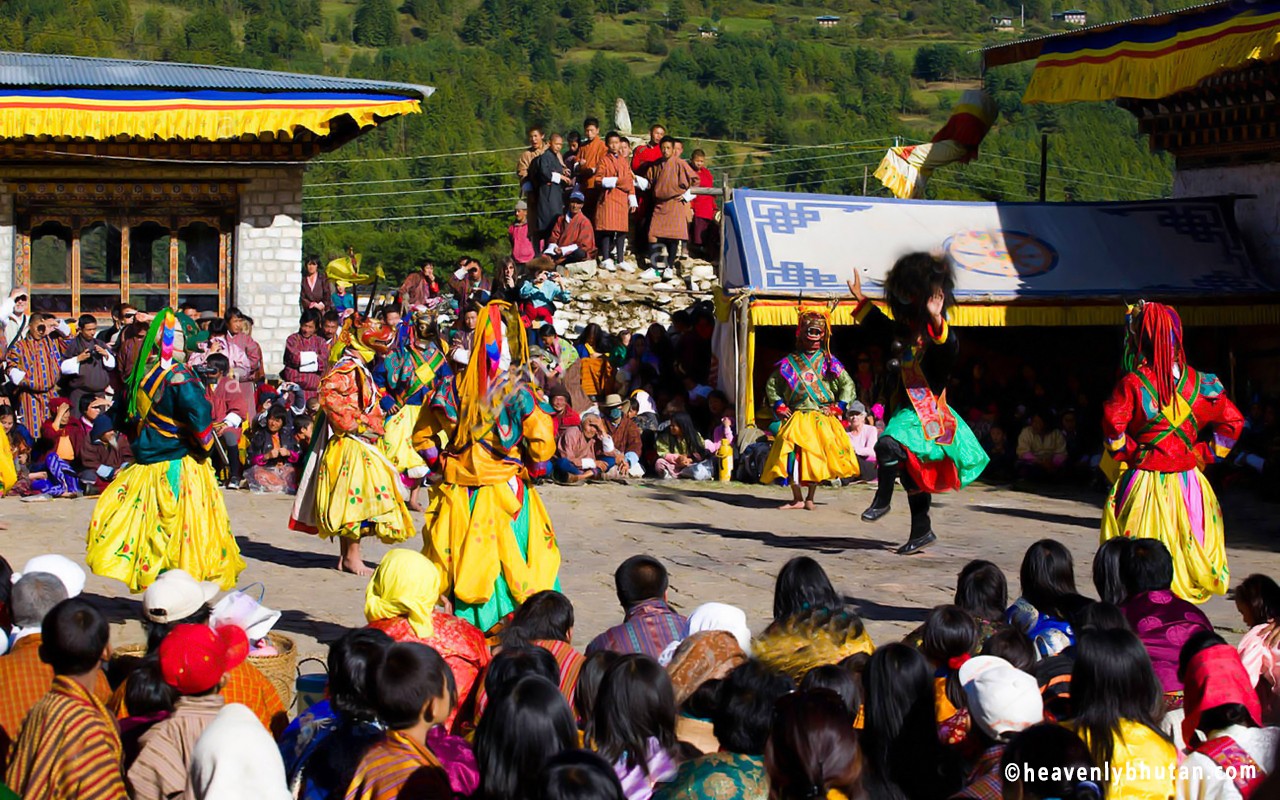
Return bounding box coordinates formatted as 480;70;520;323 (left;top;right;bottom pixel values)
927;286;945;328
847;269;866;303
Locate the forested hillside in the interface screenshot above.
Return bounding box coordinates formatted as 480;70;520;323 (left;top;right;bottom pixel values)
0;0;1174;271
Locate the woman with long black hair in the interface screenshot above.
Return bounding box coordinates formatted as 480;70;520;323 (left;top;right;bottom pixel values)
1069;629;1176;800
755;557;874;682
1006;539;1091;658
593;655;681;800
475;675;580;800
861;643;961;800
764;690;861;800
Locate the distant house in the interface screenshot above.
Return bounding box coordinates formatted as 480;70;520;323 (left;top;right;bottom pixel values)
698;24;720;37
816;15;841;27
1052;9;1087;24
991;14;1015;29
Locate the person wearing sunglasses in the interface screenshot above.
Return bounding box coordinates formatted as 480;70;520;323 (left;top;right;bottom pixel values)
0;287;30;344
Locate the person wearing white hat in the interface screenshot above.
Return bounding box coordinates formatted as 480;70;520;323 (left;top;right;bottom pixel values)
954;655;1044;799
12;554;85;599
142;569;220;626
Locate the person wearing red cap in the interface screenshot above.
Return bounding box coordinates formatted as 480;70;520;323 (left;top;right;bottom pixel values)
127;624;250;800
1179;631;1277;800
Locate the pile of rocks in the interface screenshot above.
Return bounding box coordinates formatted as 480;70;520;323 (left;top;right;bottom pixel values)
552;258;717;335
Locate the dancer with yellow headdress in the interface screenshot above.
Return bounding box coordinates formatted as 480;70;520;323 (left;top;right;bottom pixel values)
760;307;858;510
290;314;414;575
416;300;561;632
86;309;244;592
1100;301;1244;603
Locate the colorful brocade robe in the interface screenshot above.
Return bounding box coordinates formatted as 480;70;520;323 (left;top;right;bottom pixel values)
321;357;386;439
764;350;855;417
131;362;215;464
1102;365;1243;473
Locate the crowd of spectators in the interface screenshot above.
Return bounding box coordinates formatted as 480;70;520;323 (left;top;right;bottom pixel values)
2;534;1279;799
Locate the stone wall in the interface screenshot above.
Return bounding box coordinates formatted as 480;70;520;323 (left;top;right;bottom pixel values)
235;166;304;375
0;183;13;297
1173;164;1280;286
553;258;716;336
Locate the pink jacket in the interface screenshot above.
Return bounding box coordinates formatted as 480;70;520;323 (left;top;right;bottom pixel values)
1238;624;1280;722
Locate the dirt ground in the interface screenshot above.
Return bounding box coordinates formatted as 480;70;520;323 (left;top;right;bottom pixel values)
3;479;1277;692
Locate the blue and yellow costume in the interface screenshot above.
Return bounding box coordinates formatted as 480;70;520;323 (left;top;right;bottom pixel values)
415;302;560;632
377;315;450;477
86;311;244;592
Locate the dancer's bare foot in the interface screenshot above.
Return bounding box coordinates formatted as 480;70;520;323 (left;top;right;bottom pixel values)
338;540;374;576
779;501;805;510
804;500;817;511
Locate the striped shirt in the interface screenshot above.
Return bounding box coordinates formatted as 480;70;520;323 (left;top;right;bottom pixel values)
5;675;128;800
0;635;111;774
344;731;452;800
110;659;287;738
586;599;689;658
126;694;225;800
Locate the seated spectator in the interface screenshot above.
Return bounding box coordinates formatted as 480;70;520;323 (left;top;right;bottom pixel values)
980;627;1037;672
363;549;490;731
907;559;1008;649
1068;629;1176;800
519;257;571;327
575;651;621;739
109;569;287;737
1006;540;1090;659
498;590;584;706
449;304;480;370
118;657;176;770
294;414;315;453
845;401;878;483
953;656;1044;799
30;398;81;497
0;405;33;488
68;394;125;489
128;624;249;800
601;394;644;480
998;724;1100;800
1092;536;1132;606
981;424;1015;483
659;602;752;667
1235;573;1280;723
587;556;688;658
281;310;329;403
798;664;861;716
555;416;604;485
0;570;111;771
545;191;597;265
1178;631;1276;799
655;413;705;480
203;353;249;489
657;660;792;800
547;385;582;434
245;405;301;495
862;643;963;800
345;642;454;800
1118;538;1212;699
532;325;579;387
1016;411;1068;480
226;307;265;383
920;605;979;749
188;319;252;383
665;631;747;755
538;751;627;800
476;675;579;800
595;655;681;800
764;690;861;800
188;703;292;800
332;280;355;314
279;628;392;800
5;599;127;799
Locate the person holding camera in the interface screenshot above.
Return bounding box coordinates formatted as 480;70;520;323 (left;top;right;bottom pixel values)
59;314;115;414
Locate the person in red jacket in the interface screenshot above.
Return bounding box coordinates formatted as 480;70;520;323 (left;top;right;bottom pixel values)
631;124;667;269
1100;301;1244;604
689;149;718;259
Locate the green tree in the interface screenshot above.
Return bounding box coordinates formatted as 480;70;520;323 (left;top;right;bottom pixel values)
183;8;240;64
666;0;686;30
353;0;399;46
644;23;668;54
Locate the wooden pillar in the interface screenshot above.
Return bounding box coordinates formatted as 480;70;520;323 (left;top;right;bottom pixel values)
169;222;179;309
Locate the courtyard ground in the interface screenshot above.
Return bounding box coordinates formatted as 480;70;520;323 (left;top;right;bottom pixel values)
3;480;1277;693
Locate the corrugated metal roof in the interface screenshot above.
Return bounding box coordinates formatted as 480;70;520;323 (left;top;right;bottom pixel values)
0;51;433;100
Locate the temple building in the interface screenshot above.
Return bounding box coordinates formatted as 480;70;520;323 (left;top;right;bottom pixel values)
981;0;1280;283
0;51;431;367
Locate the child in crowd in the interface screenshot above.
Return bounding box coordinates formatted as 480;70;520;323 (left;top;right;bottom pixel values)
510;201;536;268
1235;573;1280;723
654;412;705;480
332;281;355;313
245;405;301;494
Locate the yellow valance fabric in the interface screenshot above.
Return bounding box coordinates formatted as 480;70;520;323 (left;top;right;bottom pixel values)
0;89;421;141
745;300;1280;327
1024;1;1280;103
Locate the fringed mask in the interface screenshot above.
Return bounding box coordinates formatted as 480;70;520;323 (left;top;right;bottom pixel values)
357;316;397;355
796;311;830;353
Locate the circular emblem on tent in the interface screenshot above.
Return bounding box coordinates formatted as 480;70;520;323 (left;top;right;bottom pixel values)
945;230;1059;278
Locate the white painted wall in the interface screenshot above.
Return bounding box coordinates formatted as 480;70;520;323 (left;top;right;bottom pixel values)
235;166;304;376
1174;163;1280;287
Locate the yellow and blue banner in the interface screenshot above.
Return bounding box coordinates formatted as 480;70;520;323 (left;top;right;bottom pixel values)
0;88;421;140
1024;0;1280;103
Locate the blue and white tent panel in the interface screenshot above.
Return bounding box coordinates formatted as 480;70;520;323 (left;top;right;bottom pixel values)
721;190;1267;301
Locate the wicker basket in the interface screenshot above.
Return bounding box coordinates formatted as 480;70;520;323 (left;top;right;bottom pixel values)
108;633;298;710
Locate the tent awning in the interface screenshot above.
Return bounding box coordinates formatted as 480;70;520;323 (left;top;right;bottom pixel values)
721;189;1273;321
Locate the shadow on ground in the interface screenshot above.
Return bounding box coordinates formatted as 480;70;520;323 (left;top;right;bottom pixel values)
626;520;896;553
967;504;1098;530
235;536;348;571
642;486;791;510
82;591;142;626
848;596;931;624
276;609;352;646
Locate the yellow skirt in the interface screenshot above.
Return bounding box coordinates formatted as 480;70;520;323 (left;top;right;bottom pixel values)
761;410;858;486
1102;467;1228;603
379;403;427;475
424;480;560;610
86;456;244;593
315;435;415;543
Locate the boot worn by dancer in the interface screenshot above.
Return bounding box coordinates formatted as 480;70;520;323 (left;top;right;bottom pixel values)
896;492;936;555
861;461;897;521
